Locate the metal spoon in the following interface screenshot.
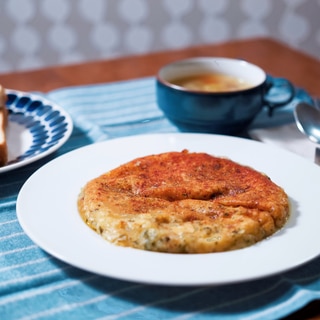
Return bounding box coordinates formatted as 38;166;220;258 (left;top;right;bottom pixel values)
294;102;320;165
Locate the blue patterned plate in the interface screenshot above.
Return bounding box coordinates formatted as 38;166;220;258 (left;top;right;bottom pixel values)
0;89;73;173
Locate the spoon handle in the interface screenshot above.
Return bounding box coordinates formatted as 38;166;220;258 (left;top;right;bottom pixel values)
315;147;320;166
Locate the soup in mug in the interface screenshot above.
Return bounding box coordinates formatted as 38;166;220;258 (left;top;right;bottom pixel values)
170;73;253;92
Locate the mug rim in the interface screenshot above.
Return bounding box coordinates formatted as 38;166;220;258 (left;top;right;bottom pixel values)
157;57;267;95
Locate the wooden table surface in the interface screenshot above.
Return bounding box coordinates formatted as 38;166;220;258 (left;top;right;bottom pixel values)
1;37;320;319
1;37;320;97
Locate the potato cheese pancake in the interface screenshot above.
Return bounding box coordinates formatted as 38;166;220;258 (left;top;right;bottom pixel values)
78;150;289;253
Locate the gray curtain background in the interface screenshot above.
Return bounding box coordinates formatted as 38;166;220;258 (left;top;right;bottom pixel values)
0;0;319;74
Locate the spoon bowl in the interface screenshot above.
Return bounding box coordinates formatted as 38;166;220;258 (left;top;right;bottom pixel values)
294;102;320;165
294;102;320;144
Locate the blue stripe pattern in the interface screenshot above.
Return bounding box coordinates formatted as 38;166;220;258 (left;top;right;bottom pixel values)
1;77;319;320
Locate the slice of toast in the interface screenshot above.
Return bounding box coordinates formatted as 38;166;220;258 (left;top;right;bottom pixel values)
0;85;8;167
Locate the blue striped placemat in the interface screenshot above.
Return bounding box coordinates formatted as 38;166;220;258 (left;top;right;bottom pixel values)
46;76;313;141
1;77;319;320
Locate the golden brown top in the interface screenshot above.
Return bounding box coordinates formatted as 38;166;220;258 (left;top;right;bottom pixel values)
94;150;287;221
0;85;7;108
79;151;289;253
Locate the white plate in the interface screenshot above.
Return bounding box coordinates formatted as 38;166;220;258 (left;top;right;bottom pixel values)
16;133;320;286
0;89;73;173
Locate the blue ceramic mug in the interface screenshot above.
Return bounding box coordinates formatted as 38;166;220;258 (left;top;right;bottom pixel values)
156;57;295;134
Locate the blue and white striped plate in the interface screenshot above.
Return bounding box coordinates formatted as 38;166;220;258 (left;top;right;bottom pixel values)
0;89;73;173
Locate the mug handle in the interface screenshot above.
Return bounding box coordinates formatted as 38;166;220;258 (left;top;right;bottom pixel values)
263;76;295;116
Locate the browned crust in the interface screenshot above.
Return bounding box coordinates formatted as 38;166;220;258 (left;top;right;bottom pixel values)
78;151;290;253
0;85;8;167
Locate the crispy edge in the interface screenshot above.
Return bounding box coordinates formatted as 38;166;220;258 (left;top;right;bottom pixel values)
0;85;8;167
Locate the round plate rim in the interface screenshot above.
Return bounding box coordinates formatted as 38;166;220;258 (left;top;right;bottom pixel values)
16;133;320;286
0;89;73;173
